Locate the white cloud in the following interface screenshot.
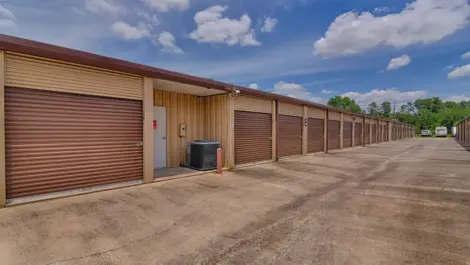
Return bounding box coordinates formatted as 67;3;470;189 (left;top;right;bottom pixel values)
0;4;16;29
314;0;470;57
462;51;470;59
137;11;160;28
445;95;470;102
321;89;333;94
142;0;189;12
448;64;470;79
443;64;455;71
111;21;150;40
189;5;260;47
248;83;259;89
156;31;183;54
261;17;278;32
272;81;324;103
85;0;124;15
0;4;16;20
374;7;390;13
342;89;427;108
387;54;411;70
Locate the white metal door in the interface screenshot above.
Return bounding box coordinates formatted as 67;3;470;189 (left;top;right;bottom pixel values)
154;106;167;169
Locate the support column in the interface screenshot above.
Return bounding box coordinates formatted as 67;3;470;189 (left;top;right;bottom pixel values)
272;101;277;161
0;51;5;208
302;106;308;155
142;77;154;184
352;117;356;147
339;113;344;149
276;100;280;161
376;119;379;143
227;95;235;168
324;110;329;153
369;119;373;144
362;117;365;146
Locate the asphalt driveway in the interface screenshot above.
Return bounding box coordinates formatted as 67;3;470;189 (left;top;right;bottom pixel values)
1;138;469;265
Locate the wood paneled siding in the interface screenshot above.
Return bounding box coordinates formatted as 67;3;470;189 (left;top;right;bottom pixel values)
154;90;206;168
5;53;142;100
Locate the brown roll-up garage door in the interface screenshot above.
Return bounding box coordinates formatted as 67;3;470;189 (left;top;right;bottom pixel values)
235;111;272;165
343;121;352;148
307;118;324;153
355;122;362;146
5;87;143;199
364;124;370;144
279;115;302;157
328;120;340;150
371;124;377;143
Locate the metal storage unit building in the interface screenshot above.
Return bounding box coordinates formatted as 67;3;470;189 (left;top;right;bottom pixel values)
234;96;273;165
0;34;416;207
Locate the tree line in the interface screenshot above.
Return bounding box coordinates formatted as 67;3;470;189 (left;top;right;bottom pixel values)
327;96;470;133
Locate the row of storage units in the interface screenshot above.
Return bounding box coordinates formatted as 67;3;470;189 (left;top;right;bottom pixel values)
233;95;415;165
456;115;470;144
0;35;415;207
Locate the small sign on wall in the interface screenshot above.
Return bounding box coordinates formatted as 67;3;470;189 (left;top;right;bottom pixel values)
153;120;157;130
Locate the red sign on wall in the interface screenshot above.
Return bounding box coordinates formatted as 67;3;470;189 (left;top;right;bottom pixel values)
153;120;157;130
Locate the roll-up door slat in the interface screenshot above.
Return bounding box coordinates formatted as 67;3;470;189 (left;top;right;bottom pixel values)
343;121;353;148
328;120;340;150
307;118;324;153
5;87;143;199
279;115;302;157
355;123;362;146
372;124;377;143
235;111;272;165
364;124;370;144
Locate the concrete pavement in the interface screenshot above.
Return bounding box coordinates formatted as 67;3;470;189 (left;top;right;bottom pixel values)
1;138;469;265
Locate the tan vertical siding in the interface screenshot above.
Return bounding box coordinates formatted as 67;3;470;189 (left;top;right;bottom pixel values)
308;107;325;119
154;90;206;168
234;96;272;113
142;77;153;183
279;102;303;116
329;111;341;121
5;53;143;100
206;94;230;167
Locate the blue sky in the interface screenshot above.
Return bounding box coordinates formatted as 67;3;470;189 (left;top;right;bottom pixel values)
1;0;470;107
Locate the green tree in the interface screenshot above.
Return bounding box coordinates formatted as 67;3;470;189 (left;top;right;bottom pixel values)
368;102;379;116
327;96;362;113
380;101;392;117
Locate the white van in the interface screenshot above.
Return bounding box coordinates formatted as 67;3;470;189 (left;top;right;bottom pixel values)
435;127;448;137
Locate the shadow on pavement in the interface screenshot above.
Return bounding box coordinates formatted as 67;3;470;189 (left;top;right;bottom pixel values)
456;139;470;151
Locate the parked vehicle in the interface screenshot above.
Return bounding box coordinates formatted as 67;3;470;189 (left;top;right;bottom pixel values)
435;127;448;137
421;130;432;137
